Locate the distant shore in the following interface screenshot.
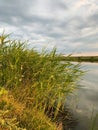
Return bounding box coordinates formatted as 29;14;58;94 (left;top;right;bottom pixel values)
61;55;98;62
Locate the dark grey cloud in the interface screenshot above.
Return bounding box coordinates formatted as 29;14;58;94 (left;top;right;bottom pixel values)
88;12;98;26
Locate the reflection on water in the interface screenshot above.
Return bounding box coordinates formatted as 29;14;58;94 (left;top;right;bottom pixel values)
67;62;98;130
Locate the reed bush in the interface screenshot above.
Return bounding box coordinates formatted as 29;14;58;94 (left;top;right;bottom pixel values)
0;33;83;130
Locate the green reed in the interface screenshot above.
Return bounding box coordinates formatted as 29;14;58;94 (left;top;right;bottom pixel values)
0;32;83;130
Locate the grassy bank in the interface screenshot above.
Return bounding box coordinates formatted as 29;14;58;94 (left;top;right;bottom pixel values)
0;33;83;130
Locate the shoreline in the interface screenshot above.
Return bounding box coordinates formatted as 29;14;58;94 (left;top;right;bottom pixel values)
60;56;98;63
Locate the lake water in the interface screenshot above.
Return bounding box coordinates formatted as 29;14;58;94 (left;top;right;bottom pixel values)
67;62;98;130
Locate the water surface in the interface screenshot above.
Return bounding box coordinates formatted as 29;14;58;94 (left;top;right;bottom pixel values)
67;62;98;130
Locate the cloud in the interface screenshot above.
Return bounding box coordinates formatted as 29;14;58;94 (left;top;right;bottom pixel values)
0;0;98;54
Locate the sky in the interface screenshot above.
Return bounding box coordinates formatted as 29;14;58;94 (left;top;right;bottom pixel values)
0;0;98;54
